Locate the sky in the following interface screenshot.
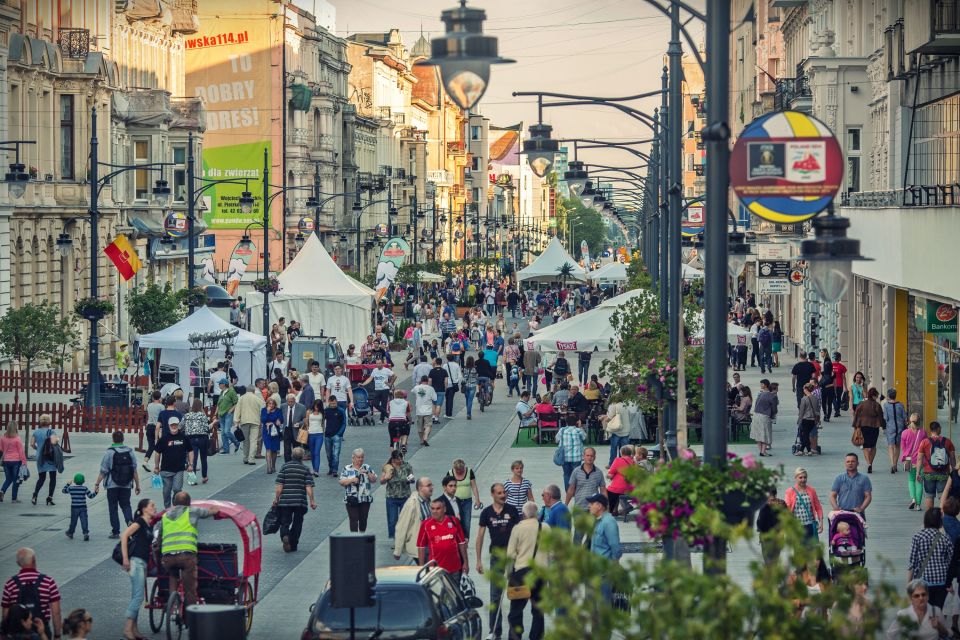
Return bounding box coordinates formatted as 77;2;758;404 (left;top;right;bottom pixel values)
322;0;707;197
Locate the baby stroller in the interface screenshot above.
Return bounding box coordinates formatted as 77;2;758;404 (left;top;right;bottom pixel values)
349;387;375;426
827;510;866;569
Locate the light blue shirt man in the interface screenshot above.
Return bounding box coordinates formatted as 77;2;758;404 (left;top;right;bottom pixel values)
588;495;622;560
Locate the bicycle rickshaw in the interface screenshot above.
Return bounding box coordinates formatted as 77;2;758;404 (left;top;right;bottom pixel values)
145;500;262;640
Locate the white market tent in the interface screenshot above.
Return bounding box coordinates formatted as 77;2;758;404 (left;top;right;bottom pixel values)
682;263;704;280
247;234;376;350
589;261;628;282
528;288;655;353
516;237;587;283
689;317;753;346
415;271;444;283
139;307;268;388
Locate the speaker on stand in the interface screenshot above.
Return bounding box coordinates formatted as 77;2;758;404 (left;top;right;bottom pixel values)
330;534;377;640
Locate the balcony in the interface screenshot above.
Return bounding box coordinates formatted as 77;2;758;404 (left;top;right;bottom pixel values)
57;28;90;58
773;76;812;111
905;0;960;54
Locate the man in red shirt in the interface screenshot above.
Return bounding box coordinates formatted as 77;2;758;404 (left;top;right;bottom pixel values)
831;351;848;418
1;548;62;639
417;499;468;581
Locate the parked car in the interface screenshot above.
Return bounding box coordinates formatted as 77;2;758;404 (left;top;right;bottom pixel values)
302;563;483;640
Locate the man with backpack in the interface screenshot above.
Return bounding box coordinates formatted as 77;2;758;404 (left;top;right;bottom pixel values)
917;421;957;510
1;548;62;639
93;431;141;539
757;323;773;374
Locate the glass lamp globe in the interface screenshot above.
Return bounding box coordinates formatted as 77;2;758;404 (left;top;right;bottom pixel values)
527;153;553;178
807;259;851;304
728;254;748;279
440;60;490;111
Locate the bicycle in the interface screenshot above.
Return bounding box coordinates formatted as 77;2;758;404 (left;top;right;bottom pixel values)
148;565;196;640
477;378;492;412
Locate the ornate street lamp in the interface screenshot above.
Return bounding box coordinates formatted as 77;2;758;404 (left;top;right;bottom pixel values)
415;1;514;111
727;230;750;281
800;208;869;304
579;181;597;208
564;160;588;197
522;123;559;178
239;190;254;214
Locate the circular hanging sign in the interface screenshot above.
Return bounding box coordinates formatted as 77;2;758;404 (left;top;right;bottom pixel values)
298;217;314;233
789;269;805;286
163;211;189;238
729;111;844;224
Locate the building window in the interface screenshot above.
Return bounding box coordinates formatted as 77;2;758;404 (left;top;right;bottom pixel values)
172;145;187;203
471;156;481;171
471;125;481;141
846;127;861;193
134;139;150;201
60;95;75;179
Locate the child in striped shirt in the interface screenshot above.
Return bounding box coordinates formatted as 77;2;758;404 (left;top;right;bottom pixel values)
62;473;98;541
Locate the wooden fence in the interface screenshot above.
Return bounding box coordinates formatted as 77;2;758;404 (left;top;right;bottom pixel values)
0;371;149;394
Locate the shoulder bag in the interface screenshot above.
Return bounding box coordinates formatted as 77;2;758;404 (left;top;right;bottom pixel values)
445;363;460;393
507;522;541;600
917;531;944;582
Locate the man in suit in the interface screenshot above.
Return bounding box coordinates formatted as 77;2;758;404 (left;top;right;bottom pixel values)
281;393;307;462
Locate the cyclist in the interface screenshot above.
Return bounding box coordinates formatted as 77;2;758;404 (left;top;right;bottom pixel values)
475;355;496;409
158;491;219;609
387;390;412;453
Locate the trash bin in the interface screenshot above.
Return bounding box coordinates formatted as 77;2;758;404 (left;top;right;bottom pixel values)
186;604;246;640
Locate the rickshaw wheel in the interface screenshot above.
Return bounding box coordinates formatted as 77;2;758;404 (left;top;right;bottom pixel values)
148;580;165;632
165;591;184;640
238;578;255;632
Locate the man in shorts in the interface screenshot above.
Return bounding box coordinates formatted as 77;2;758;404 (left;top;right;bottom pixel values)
411;376;437;447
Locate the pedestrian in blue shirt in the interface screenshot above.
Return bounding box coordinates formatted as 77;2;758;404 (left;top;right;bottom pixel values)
587;493;621;604
830;453;873;517
539;485;571;530
62;473;98;541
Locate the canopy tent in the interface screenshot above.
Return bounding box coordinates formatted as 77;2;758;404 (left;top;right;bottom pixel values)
247;234;376;350
516;237;587;283
414;271;444;283
689;318;753;346
527;288;655;353
139;307;268;388
682;264;704;280
589;261;628;282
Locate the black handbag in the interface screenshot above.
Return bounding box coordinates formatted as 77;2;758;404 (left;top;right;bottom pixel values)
233;426;245;442
111;542;125;565
263;506;281;535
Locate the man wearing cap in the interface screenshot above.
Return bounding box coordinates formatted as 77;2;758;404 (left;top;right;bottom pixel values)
587;493;621;604
153;416;194;509
116;342;131;377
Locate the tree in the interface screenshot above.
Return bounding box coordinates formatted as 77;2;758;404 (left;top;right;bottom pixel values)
51;314;81;374
563;197;609;260
0;303;68;443
556;261;577;289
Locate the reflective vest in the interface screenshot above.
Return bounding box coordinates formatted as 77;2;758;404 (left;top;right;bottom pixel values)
161;509;198;555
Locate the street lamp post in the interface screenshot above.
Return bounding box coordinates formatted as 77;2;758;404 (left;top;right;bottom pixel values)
667;2;684;458
262;149;270;351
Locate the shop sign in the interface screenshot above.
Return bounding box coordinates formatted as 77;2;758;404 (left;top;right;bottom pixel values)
915;300;959;335
789;269;805;286
758;260;791;278
758;279;789;294
730;111;843;224
758;244;791;260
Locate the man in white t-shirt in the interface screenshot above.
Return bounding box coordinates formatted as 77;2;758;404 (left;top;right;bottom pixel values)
268;352;288;378
411;375;438;446
326;364;353;425
306;361;327;400
208;363;228;404
443;355;463;418
361;358;395;423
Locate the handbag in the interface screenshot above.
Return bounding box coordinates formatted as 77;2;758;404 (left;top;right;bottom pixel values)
263;505;281;536
507;523;541;600
840;390;850;412
111;542;125;565
233;426;245;442
446;364;460;393
16;466;29;485
553;444;565;466
296;427;310;445
851;426;864;447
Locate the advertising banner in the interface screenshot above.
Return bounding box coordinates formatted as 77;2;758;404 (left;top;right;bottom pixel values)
375;237;411;301
185;2;275;230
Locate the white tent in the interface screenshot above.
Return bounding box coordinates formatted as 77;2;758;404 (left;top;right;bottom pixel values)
589;261;628;282
516;237;587;283
528;289;655;353
415;271;444;283
689;318;753;346
139;307;268;388
682;263;704;280
247;234;376;349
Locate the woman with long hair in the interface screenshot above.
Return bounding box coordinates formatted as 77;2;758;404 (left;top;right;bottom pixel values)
1;420;27;502
850;371;866;411
902;413;927;510
120;498;156;640
305;399;325;477
182;398;212;484
796;383;821;456
31;415;59;506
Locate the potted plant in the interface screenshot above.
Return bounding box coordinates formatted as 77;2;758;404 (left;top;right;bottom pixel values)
74;297;115;321
252;276;280;294
631;451;779;545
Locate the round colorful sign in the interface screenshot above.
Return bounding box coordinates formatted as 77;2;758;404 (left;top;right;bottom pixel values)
729;111;844;224
163;211;189;238
298;216;314;233
789;269;805;286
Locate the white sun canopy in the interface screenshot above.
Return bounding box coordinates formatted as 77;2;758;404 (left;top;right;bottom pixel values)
138;306;268;387
247;234;376;350
516;237;587;283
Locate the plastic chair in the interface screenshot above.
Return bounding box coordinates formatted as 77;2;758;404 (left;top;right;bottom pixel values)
515;411;538;444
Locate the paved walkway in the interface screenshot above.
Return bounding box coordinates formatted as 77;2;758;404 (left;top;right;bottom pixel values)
0;334;917;637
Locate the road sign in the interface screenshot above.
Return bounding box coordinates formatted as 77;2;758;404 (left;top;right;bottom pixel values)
758;260;791;278
789;269;805;286
759;279;789;294
758;243;791;260
729;111;844;224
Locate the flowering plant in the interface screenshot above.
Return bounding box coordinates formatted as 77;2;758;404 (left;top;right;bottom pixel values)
629;451;780;544
252;276;280;294
73;297;115;321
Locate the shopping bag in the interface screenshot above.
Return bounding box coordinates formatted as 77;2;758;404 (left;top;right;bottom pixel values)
263;505;281;535
186;471;198;486
151;474;163;489
296;427;310;445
